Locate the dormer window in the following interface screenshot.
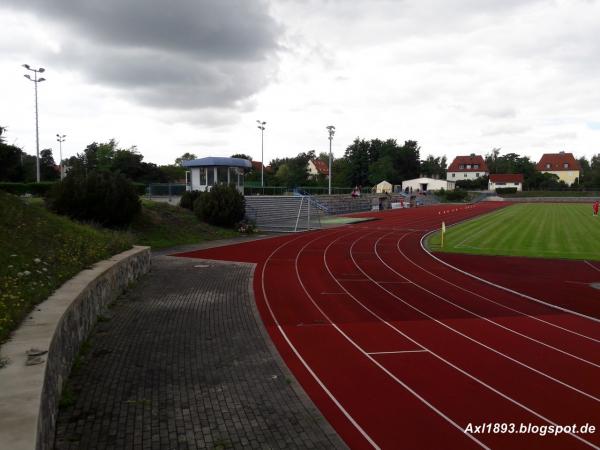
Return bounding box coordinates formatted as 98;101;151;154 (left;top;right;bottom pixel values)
474;164;479;169
466;164;472;169
546;163;551;169
459;164;464;169
563;163;569;169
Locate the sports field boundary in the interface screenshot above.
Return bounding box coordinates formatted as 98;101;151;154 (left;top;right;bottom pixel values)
420;225;600;324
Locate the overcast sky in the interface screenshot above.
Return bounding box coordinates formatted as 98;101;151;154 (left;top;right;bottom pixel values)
1;0;599;166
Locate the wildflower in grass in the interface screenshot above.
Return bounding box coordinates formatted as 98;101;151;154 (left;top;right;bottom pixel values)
34;258;41;263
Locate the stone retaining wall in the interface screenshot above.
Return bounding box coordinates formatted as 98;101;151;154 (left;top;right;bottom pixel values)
0;246;150;450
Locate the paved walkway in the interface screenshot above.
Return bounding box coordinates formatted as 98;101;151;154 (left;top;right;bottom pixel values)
54;245;346;449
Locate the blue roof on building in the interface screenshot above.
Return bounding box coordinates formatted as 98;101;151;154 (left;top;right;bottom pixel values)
182;157;252;168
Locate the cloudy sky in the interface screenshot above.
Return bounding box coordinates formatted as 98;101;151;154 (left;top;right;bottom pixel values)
1;0;599;166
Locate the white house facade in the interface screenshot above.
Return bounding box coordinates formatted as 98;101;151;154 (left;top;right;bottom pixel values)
446;155;489;181
488;174;524;191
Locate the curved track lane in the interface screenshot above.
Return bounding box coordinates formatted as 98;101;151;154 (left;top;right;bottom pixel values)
175;203;600;449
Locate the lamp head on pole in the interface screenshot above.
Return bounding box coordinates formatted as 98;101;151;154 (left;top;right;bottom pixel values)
256;120;266;130
326;125;336;140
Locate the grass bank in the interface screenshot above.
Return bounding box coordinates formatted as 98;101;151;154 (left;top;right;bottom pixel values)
129;200;239;249
0;192;133;343
427;203;600;261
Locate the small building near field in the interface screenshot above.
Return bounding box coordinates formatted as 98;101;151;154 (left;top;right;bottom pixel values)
536;152;580;186
446;154;489;181
307;159;329;179
489;174;524;192
402;177;455;193
374;180;393;193
183;157;252;193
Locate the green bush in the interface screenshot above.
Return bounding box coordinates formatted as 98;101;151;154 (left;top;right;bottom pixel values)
193;185;245;227
47;171;141;227
132;182;147;196
496;187;518;194
179;190;202;210
0;182;56;196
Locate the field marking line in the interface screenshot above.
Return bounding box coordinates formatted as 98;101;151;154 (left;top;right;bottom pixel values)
326;229;597;449
260;229;380;450
585;260;600;272
386;234;600;367
367;350;428;355
422;230;600;326
292;230;490;450
357;233;600;401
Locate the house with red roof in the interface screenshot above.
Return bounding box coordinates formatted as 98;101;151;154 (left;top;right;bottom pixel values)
536;152;580;185
489;174;524;192
446;154;489;181
307;159;329;178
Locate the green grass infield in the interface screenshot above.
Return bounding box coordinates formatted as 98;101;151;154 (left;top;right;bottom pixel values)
427;203;600;261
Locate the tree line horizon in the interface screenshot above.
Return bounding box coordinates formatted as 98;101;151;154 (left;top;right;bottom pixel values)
1;126;599;190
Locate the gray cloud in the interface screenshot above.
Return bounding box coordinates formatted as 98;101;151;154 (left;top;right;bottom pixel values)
1;0;281;114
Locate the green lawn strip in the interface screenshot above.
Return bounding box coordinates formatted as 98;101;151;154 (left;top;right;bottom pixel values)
129;200;239;249
0;192;133;343
427;203;600;261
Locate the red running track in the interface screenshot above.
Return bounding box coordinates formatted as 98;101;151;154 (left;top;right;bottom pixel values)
175;203;600;450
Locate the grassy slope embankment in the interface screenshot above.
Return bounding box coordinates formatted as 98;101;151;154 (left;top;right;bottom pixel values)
428;203;600;261
0;192;133;343
129;200;239;249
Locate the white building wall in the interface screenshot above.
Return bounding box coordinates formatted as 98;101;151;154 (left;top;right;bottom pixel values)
447;171;487;181
489;181;522;191
402;178;455;192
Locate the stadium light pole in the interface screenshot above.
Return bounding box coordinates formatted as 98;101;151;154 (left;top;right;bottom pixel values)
23;64;46;183
56;134;66;179
257;120;266;188
326;125;336;195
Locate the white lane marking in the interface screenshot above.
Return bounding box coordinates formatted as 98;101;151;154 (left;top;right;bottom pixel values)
293;233;490;449
422;231;600;326
325;230;597;449
585;260;600;272
354;235;599;402
368;350;428;355
383;234;600;368
261;229;381;450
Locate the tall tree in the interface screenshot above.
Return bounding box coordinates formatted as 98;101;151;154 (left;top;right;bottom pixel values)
175;152;197;166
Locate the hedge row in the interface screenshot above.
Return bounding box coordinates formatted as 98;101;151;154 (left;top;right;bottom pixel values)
495;187;518;194
0;182;56;195
0;181;146;196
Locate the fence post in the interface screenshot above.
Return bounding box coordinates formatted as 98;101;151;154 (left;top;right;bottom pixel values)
308;197;311;230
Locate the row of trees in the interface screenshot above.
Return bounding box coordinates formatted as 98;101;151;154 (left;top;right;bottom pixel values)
3;125;600;189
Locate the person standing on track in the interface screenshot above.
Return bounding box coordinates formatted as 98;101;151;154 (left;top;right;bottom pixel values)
594;200;599;217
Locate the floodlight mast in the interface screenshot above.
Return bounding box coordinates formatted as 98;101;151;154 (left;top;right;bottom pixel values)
326;125;336;195
257;120;266;188
56;134;66;179
22;64;46;182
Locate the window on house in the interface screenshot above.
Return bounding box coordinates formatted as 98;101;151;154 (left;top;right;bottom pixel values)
466;164;471;169
474;164;479;169
200;168;207;185
546;163;551;169
459;164;464;169
451;173;455;178
476;173;479;177
563;163;569;169
464;173;468;177
207;167;215;185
